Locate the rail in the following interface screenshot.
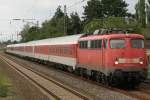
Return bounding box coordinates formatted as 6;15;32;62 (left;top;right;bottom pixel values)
0;55;90;100
3;53;150;100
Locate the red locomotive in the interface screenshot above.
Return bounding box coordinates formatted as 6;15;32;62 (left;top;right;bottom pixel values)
6;29;148;86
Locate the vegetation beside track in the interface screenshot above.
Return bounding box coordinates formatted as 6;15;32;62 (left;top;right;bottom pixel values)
0;76;10;97
0;67;12;98
0;63;12;100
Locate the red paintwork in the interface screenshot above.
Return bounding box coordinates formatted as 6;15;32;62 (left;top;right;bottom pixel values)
78;34;148;69
48;44;77;58
25;46;33;53
33;44;77;58
7;33;148;71
34;45;49;55
14;46;24;51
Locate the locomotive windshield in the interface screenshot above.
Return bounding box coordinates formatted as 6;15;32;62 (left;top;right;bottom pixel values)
131;39;144;48
110;39;125;48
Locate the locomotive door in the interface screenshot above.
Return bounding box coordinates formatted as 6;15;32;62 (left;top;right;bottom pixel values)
102;39;107;68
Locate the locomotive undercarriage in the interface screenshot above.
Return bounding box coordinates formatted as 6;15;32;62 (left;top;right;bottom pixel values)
74;66;148;87
109;69;148;87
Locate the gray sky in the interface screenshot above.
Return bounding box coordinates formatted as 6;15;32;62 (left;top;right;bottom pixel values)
0;0;138;41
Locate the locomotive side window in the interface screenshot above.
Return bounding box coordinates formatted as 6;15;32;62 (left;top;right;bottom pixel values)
79;41;88;49
131;39;144;48
91;40;102;49
110;39;125;48
97;40;102;48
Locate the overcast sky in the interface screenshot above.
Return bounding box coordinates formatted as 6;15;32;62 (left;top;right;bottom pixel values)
0;0;138;41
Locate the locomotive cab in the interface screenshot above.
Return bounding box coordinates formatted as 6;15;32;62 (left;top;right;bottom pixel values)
105;34;148;85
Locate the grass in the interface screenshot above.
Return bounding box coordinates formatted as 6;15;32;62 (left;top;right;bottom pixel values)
0;75;11;97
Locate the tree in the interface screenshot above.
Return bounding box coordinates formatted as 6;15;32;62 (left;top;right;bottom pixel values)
20;24;30;42
41;17;64;38
101;0;128;17
69;12;82;34
40;6;65;38
83;0;128;22
53;6;64;19
83;0;103;22
83;17;140;34
147;0;150;25
21;25;40;42
135;0;146;27
83;19;103;33
21;6;69;42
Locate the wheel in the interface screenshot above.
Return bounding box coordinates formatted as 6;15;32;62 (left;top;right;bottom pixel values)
67;67;74;73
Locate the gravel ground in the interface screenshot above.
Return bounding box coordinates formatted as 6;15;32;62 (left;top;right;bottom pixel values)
0;55;50;100
5;54;138;100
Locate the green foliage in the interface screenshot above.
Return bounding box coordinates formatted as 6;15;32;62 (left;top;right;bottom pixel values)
41;17;64;38
21;6;65;42
21;6;83;42
135;0;146;27
104;17;127;28
19;0;150;42
84;19;103;33
147;0;150;25
83;0;103;21
83;17;141;34
101;0;128;17
83;0;128;22
21;26;40;42
53;6;64;19
69;12;82;35
0;76;10;97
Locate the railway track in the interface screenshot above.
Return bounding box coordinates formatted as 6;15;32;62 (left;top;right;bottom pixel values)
3;53;150;100
0;54;91;100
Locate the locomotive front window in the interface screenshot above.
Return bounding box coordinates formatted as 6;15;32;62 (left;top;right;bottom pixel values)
110;39;125;48
131;39;144;48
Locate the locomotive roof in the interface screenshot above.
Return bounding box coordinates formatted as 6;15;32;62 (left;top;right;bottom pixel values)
79;33;144;41
7;34;84;47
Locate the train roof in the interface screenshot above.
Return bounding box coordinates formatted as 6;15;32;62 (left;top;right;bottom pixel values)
7;33;144;47
7;43;26;47
7;34;84;47
79;33;144;41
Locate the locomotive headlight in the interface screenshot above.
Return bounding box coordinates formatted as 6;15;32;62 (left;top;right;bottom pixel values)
140;61;143;64
139;58;144;64
115;61;119;65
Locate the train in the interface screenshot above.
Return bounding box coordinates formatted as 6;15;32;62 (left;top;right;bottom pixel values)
5;29;148;87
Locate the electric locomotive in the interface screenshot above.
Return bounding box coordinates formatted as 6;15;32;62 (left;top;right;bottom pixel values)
77;29;148;86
